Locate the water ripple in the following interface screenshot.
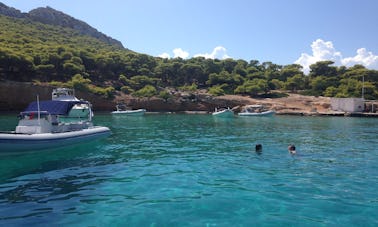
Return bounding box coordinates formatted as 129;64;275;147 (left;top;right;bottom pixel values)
0;115;377;226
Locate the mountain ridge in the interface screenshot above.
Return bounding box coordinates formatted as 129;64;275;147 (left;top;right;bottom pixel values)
0;3;124;48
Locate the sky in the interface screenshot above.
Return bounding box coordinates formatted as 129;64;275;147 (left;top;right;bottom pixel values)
2;0;378;73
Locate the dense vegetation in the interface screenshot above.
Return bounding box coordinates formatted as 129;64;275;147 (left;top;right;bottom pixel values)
1;15;377;99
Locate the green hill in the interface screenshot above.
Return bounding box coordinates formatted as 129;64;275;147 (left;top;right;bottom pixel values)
0;12;128;80
0;3;377;101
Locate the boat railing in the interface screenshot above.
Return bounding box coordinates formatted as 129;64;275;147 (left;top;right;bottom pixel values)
19;111;49;117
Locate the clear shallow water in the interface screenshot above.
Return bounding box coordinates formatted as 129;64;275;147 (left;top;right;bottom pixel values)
0;114;377;226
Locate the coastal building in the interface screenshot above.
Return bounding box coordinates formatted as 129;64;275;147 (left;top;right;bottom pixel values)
331;98;364;113
365;100;377;113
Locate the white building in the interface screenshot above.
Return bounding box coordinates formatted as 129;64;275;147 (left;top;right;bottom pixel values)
331;98;364;113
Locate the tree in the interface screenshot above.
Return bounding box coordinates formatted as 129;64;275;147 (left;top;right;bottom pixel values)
310;76;329;95
234;79;268;96
63;62;84;77
179;63;205;86
279;64;303;81
68;74;91;91
158;90;172;101
35;64;55;81
285;74;305;92
338;78;361;97
309;61;337;78
133;85;157;97
209;84;226;96
270;79;284;90
154;62;174;85
324;86;338;97
233;60;248;77
207;71;229;86
222;58;238;73
361;82;378;99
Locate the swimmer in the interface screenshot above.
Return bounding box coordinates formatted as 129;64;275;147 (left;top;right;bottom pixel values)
255;144;262;153
288;144;296;155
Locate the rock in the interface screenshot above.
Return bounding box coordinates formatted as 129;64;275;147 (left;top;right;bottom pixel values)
28;7;124;48
0;3;26;18
0;3;124;49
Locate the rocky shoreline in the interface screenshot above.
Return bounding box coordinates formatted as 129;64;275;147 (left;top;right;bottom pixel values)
1;81;377;117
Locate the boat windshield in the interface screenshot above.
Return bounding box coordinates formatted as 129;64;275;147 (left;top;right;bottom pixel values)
244;105;265;112
52;88;79;101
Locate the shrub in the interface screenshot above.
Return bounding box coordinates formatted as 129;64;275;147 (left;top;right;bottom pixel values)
209;85;225;96
121;85;134;94
49;80;67;87
88;85;115;99
133;85;157;97
179;83;197;92
158;90;172;101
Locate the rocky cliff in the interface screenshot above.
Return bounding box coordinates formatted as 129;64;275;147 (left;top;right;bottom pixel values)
0;3;25;18
0;3;124;48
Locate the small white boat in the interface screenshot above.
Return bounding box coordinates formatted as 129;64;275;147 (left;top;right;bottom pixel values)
212;107;234;118
0;99;110;152
111;104;146;116
52;88;93;119
238;105;275;116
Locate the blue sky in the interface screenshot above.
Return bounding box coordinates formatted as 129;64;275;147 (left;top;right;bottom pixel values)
2;0;378;72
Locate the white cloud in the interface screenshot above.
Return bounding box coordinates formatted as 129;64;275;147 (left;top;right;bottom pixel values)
173;48;189;59
295;39;378;74
158;46;230;60
341;48;378;68
295;39;342;74
194;46;230;59
158;48;190;59
158;52;171;59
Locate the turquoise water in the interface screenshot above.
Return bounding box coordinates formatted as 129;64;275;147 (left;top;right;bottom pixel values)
0;114;377;226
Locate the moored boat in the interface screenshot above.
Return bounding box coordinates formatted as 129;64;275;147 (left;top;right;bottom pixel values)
52;88;93;119
0;99;110;152
212;107;234;118
238;105;275;116
111;104;146;116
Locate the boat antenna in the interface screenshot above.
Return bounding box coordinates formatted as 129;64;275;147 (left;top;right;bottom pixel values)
88;102;93;121
362;75;365;100
37;95;41;126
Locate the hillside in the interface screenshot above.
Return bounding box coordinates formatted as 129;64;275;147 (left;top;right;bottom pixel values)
0;3;377;113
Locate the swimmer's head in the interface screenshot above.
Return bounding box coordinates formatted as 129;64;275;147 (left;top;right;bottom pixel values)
255;144;262;152
288;144;296;154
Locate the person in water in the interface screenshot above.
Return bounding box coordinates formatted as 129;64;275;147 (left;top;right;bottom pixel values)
288;144;296;155
255;144;262;153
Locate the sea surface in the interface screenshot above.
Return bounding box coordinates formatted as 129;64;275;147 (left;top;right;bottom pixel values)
0;113;377;226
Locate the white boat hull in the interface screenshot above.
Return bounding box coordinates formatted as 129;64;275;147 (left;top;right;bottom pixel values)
238;110;275;116
0;126;111;152
111;109;146;116
212;109;234;118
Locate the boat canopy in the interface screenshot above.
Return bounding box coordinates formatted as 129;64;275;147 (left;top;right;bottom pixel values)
21;100;88;115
